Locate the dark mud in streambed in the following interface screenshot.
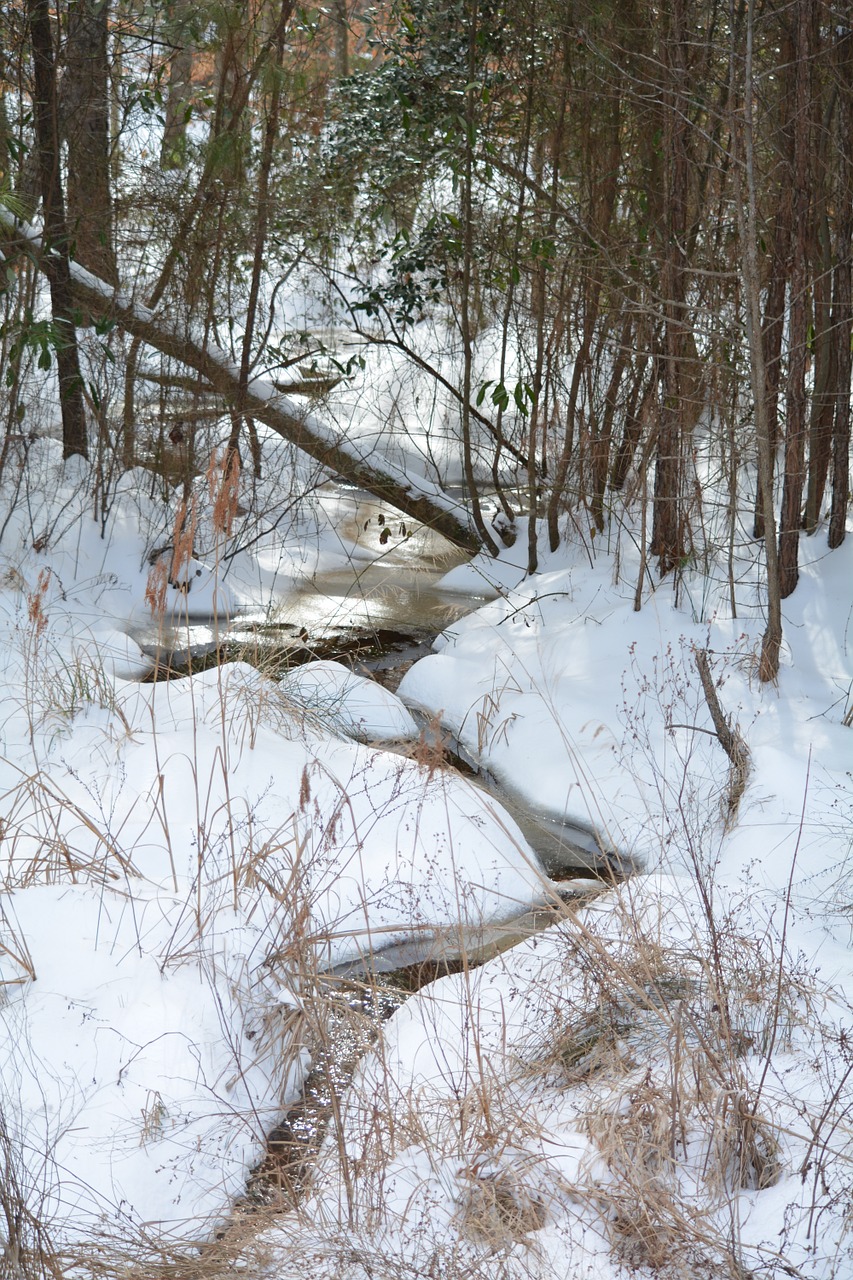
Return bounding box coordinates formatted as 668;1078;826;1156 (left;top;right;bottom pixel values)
240;882;605;1213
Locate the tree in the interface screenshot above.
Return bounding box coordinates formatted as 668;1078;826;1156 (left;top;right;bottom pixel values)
160;1;194;170
64;0;116;282
734;0;782;682
25;0;88;460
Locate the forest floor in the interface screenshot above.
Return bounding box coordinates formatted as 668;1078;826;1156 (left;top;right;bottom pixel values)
0;421;851;1280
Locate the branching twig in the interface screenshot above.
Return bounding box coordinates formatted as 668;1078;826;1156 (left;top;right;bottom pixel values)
694;647;751;827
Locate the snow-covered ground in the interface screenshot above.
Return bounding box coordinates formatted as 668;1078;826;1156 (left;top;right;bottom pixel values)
0;437;546;1260
0;403;851;1278
239;476;853;1277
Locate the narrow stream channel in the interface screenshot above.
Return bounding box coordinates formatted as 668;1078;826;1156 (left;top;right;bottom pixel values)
130;483;624;1225
130;483;623;883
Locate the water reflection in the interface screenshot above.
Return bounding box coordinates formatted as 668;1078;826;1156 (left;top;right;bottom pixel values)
129;482;482;666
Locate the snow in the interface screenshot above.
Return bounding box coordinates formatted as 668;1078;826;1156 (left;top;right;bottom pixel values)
239;505;853;1277
1;428;851;1273
0;440;547;1255
1;883;295;1247
280;659;419;741
0;215;851;1272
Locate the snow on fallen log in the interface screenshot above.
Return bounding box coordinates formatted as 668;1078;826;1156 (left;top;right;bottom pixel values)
0;212;482;553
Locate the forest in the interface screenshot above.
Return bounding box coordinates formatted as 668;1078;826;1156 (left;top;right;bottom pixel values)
0;1;851;1278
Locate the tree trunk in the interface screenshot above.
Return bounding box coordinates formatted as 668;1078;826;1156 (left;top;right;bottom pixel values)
735;0;783;681
455;0;497;556
610;350;653;493
546;63;616;552
161;2;194;170
231;0;294;472
333;0;349;80
64;0;116;283
803;205;835;532
650;0;690;576
829;27;852;550
777;0;814;598
0;213;480;549
26;0;88;460
752;31;794;540
592;307;632;531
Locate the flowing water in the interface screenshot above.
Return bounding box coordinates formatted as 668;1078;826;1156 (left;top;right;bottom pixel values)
130;482;623;883
130;483;625;1223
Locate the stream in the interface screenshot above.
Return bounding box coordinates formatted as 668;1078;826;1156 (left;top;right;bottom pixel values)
130;482;625;887
129;482;624;1220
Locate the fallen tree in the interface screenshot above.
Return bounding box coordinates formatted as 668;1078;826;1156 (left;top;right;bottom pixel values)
0;214;483;553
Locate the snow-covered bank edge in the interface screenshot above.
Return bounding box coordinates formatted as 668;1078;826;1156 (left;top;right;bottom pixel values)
232;522;853;1279
0;432;850;1278
0;443;551;1265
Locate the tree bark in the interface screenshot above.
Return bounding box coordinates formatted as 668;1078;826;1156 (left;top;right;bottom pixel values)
829;27;852;550
592;307;632;531
460;0;498;558
26;0;88;460
0;213;480;550
229;0;294;471
546;58;616;553
161;1;194;170
752;30;794;540
650;0;690;576
64;0;116;283
777;0;814;598
610;350;654;492
803;205;835;533
735;0;782;681
333;0;349;80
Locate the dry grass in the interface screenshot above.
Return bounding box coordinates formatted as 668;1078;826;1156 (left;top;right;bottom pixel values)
1;567;848;1280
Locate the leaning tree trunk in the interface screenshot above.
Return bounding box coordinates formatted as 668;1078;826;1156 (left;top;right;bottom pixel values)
26;0;88;460
0;212;481;550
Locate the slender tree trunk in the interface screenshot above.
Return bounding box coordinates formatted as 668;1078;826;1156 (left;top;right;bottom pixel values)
489;78;535;528
229;0;294;471
651;0;690;576
532;37;572;563
123;15;283;463
592;307;632;531
829;27;852;550
161;1;194;170
778;0;814;598
333;0;349;80
753;31;794;540
546;60;615;552
735;0;782;680
610;349;653;492
26;0;88;460
460;0;498;557
803;205;835;532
